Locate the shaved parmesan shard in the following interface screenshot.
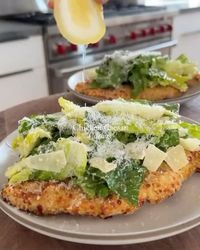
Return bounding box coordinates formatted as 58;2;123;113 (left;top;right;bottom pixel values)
125;142;148;160
90;157;117;173
143;144;166;172
94;100;172;120
180;138;200;152
165;145;188;171
24;150;67;173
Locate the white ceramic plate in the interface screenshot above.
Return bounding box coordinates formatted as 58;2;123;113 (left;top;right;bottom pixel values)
67;69;200;105
1;117;200;245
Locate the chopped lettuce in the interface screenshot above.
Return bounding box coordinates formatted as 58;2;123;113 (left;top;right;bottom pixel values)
105;161;147;205
9;168;33;184
115;132;137;144
6;161;26;179
156;129;180;151
161;103;180;114
59;97;89;122
112;116;179;137
94;100;174;119
12;127;51;158
89;52;198;97
78;160;147;205
165;54;198;80
59;97;80;114
8;167;68;184
30;140;56;155
6;98;200;205
90;52;131;89
29;169;68;182
24;150;67;173
129;55;175;96
180;122;200;139
56;138;87;177
13;114;73;158
76;168;111;198
18;115;59;136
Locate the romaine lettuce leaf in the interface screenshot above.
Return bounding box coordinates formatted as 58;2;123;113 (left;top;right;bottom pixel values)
56;138;87;177
166;54;198;79
128;55;175;96
105;161;147;205
18;115;59;136
112;116;179;137
76;168;110;198
115;132;137;144
88;52;198;96
12;127;51;158
5;161;26;179
161;103;180;114
180;122;200;139
18;115;72;144
9;168;33;184
23;150;67;173
78;161;147;205
163;54;198;92
90;54;130;89
58;97;89;123
29;168;68;182
156;129;180;151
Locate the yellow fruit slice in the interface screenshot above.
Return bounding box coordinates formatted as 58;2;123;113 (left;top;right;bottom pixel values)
54;0;106;45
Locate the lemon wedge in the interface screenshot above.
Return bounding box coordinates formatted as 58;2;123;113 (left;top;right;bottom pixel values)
54;0;106;45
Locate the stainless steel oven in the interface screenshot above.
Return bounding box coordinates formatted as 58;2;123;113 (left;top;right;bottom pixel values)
49;39;177;94
46;13;176;94
3;1;177;94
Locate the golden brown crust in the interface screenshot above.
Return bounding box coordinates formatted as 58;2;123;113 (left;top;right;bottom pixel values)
187;74;200;86
75;74;200;101
2;151;200;218
1;182;139;218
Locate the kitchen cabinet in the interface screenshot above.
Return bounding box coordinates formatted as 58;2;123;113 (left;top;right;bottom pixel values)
0;68;48;111
0;35;48;111
172;11;200;67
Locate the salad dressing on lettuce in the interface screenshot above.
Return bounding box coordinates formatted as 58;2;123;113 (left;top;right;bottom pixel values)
89;51;198;97
6;98;200;206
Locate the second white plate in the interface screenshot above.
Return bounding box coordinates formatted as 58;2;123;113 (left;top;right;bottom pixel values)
1;116;200;245
67;69;200;105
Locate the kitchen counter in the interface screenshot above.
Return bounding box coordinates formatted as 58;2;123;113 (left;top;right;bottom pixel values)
144;0;200;14
0;21;42;42
105;9;177;27
105;0;200;26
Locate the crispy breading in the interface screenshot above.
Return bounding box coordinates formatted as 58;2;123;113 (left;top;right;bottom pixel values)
2;151;200;218
75;83;182;101
1;181;139;218
75;74;200;101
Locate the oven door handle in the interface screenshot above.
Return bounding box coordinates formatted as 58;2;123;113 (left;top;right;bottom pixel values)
142;39;178;52
53;61;101;77
0;32;29;43
53;40;178;77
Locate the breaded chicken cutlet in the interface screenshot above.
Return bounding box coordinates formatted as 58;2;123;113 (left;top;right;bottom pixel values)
74;51;200;101
75;74;200;101
2;151;200;218
2;98;200;219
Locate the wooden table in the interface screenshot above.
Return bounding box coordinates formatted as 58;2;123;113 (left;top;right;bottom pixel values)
0;95;200;250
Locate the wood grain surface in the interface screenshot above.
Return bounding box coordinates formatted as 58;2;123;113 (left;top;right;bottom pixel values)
0;94;200;250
